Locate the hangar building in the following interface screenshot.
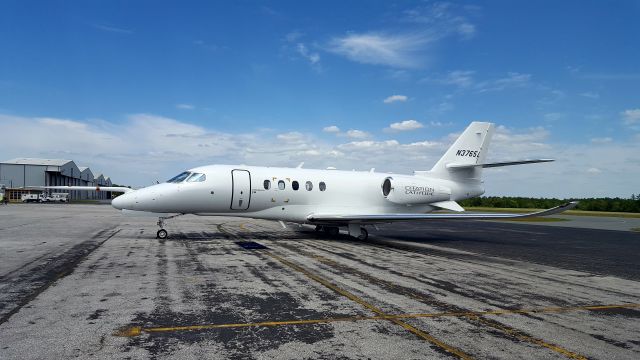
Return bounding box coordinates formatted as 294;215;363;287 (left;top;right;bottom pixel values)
0;158;114;202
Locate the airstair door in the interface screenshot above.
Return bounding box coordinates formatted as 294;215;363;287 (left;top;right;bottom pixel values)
231;170;251;210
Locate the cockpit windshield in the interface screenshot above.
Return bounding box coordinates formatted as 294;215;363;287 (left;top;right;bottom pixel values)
186;173;206;182
166;171;191;183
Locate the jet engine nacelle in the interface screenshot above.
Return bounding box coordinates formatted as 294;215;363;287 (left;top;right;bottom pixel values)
381;177;450;205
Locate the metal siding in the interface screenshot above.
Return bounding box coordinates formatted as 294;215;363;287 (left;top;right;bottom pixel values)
24;165;46;186
0;164;25;187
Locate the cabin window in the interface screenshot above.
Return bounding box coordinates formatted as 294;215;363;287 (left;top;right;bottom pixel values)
278;180;285;190
263;180;271;190
292;181;299;191
167;171;191;183
319;182;326;191
186;173;206;182
305;181;313;191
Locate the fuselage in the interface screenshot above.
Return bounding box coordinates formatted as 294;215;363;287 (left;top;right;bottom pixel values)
111;164;485;223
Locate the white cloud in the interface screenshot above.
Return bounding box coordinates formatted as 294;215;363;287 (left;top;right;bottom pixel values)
621;109;640;125
386;120;424;132
2;113;639;198
591;137;612;144
383;95;408;104
477;72;531;92
345;129;370;139
403;2;477;40
296;43;320;65
327;32;432;68
176;104;195;110
323;125;340;133
284;30;304;43
441;70;475;88
276;132;305;143
586;167;602;175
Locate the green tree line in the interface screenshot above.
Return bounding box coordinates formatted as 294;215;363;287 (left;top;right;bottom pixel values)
460;196;640;213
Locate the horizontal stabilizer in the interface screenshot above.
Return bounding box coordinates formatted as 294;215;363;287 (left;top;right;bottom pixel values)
308;202;578;224
27;186;134;193
446;159;554;169
430;200;465;212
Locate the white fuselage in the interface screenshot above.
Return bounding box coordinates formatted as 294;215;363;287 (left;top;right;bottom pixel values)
111;164;485;224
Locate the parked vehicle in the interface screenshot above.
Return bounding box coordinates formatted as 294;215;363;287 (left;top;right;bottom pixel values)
41;193;69;203
21;194;41;203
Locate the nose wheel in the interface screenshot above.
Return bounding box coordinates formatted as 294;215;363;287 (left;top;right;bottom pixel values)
155;213;184;239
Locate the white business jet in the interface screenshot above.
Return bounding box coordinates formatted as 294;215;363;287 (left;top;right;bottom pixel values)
43;122;576;240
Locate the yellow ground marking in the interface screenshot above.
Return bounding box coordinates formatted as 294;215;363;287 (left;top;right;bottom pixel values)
465;314;587;360
269;232;591;360
113;303;639;336
222;223;472;359
117;223;639;359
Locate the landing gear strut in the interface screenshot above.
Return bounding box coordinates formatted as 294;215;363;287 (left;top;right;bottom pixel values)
156;213;184;239
348;223;368;240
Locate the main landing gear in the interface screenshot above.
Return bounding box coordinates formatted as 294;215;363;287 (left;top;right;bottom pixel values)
156;214;184;239
314;225;368;240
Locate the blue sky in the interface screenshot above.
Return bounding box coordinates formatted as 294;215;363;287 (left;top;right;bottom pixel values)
1;1;639;197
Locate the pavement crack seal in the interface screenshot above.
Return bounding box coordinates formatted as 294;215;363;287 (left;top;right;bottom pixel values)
0;228;122;325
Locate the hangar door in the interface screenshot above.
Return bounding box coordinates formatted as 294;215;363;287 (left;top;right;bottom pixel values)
231;170;251;210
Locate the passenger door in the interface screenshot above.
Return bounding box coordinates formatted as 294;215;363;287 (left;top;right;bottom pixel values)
231;170;251;210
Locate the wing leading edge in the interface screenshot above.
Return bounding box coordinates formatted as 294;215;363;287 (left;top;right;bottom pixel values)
307;201;578;224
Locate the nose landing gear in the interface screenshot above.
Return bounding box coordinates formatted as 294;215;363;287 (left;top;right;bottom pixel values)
156;213;184;239
157;229;168;239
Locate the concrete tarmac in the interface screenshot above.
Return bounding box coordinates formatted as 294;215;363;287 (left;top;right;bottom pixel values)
0;204;639;359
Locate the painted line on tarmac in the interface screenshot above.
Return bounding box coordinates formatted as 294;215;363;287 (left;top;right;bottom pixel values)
288;240;591;360
224;223;472;360
114;303;639;333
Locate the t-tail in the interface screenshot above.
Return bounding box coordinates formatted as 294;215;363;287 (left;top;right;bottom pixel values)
430;121;494;182
428;121;553;182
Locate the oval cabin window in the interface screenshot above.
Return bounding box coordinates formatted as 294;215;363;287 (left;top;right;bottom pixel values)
305;181;313;191
264;180;271;190
278;180;285;190
292;181;299;190
319;182;326;191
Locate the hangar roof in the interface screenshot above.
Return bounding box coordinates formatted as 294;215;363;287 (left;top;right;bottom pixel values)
2;158;73;166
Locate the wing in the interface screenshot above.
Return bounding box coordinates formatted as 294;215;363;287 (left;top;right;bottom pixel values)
28;186;134;193
307;202;578;224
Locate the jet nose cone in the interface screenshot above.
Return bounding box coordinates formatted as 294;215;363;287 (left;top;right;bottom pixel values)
112;193;131;210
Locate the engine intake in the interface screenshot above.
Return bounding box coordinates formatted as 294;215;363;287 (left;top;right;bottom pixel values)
382;177;450;205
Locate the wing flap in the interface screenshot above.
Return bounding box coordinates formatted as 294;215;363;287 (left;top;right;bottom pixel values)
308;202;577;223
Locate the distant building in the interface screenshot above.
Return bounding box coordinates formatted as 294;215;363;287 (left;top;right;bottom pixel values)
0;158;115;202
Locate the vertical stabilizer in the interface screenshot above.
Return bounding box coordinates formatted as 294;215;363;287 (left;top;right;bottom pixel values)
430;122;494;179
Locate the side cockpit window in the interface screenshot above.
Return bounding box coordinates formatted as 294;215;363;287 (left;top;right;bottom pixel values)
186;173;206;182
167;171;191;183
